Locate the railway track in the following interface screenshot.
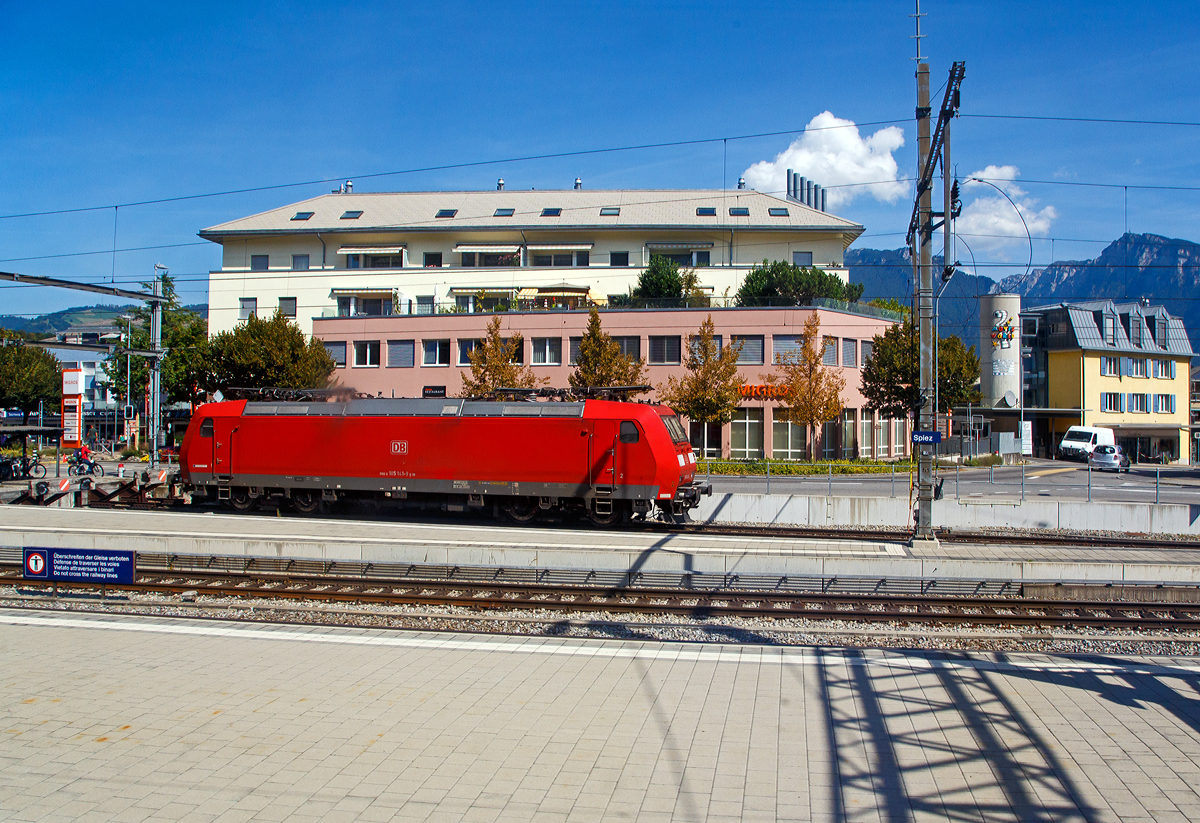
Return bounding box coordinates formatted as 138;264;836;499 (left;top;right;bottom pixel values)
4;562;1200;631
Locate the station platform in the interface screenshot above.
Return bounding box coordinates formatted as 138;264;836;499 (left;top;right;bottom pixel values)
3;607;1200;821
5;506;1200;587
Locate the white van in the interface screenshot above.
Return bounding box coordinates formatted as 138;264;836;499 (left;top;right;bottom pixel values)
1057;426;1115;461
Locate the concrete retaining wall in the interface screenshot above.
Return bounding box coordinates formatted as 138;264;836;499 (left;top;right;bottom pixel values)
693;492;1200;536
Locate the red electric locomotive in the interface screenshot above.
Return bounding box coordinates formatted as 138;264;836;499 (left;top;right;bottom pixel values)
178;394;709;523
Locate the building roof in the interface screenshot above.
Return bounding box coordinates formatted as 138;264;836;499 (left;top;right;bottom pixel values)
199;189;864;244
1024;300;1194;357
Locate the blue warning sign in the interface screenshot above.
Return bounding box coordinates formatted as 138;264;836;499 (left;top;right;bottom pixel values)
23;548;134;584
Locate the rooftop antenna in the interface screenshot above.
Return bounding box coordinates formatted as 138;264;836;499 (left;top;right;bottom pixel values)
910;0;927;63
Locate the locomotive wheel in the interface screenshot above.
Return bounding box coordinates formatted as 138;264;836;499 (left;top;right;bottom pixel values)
586;502;622;527
229;489;255;511
292;490;320;514
504;498;539;523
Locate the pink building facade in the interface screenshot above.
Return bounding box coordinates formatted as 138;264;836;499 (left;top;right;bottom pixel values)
312;305;910;461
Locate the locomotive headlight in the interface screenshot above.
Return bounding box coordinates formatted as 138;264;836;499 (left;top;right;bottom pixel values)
677;454;685;467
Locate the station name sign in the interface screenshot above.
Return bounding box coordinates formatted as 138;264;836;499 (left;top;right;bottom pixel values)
911;431;943;444
23;548;135;585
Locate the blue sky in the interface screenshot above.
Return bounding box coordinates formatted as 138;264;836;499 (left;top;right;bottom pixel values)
2;1;1198;315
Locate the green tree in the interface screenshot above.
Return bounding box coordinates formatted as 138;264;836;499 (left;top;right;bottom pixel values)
105;274;211;406
569;307;647;391
859;317;981;418
206;311;335;392
0;339;62;423
630;255;682;305
764;313;845;458
657;315;744;425
735;259;865;307
459;315;545;397
867;297;910;318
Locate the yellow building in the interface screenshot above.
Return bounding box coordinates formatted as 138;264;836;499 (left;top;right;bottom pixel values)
1023;301;1193;463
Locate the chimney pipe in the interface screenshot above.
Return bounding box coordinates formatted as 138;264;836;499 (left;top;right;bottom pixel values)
497;178;504;190
806;180;814;207
799;177;807;205
792;172;800;203
574;178;582;190
786;168;793;199
737;177;745;190
813;184;822;211
821;187;827;212
345;180;353;193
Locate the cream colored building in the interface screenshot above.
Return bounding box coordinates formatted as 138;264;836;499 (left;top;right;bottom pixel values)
1022;300;1193;463
199;187;864;337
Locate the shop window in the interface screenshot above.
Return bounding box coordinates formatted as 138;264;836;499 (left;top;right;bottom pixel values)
532;337;562;365
278;297;297;318
730;408;764;460
387;340;415;368
690;421;721;459
423;339;451;366
250;255;268;272
860;415;874;458
840;409;857;459
324;341;347;368
649;336;681;365
732;335;764;365
821;421;838;460
772;420;807;460
354;341;380;367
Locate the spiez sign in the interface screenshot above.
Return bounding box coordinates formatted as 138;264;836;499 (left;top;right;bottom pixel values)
912;431;943;444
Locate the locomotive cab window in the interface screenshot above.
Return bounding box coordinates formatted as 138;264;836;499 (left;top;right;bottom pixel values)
199;419;214;437
661;414;689;444
619;421;639;444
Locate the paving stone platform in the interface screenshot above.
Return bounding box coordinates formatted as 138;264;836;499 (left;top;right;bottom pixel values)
3;608;1200;821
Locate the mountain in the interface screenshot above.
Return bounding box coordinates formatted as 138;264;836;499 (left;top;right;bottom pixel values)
846;247;996;345
0;303;208;336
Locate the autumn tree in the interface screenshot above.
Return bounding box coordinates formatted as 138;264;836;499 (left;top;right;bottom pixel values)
206;310;335;392
657;315;744;426
736;259;865;307
459;315;545;397
764;312;845;458
0;339;62;423
569;307;647;392
859;317;981;418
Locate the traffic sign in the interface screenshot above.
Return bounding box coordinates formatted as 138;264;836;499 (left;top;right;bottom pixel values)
21;548;134;584
24;549;47;578
912;431;943;444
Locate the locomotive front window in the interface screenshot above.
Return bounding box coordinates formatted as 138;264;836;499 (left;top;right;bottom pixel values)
199;419;214;437
661;414;689;444
619;421;639;444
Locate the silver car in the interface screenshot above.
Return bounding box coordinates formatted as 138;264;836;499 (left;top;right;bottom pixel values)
1088;444;1130;473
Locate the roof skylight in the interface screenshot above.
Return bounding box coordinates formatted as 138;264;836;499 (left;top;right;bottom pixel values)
729;207;750;217
435;209;458;218
768;207;789;217
599;207;620;216
340;210;363;219
291;211;315;221
696;207;717;217
494;208;515;217
541;208;562;217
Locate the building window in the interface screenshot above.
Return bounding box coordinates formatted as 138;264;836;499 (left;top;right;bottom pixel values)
690;421;721;458
1101;392;1122;413
292;254;310;271
614;336;641;360
1103;314;1116;345
531;253;577;267
324;341;347;368
822;337;837;366
842;339;857;368
423;339;451;366
278;297;297;318
773;335;803;362
458;339;481;365
568;337;582;365
387;340;415;368
793;251;813;267
610;252;629;267
689;335;722;357
1154;394;1176;414
1129;393;1149;413
1153;359;1176;379
369;254;403;268
894;419;907;456
649;336;681;365
730;407;764;459
346;254;361;269
461;252;476;267
861;340;874;363
840;409;858;459
1101;356;1119;376
531;337;562;365
238;298;257;321
576;250;590;267
731;335;764;365
1131;358;1148;378
729;207;750;217
423;253;443;268
354;341;381;367
250;255;268;272
772;420;807;460
860;415;874;458
416;296;435;315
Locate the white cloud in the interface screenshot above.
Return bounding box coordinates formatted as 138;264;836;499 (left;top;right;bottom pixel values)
957;165;1057;262
742;112;907;209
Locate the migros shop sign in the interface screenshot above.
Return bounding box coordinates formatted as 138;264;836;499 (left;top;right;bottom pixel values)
740;384;789;399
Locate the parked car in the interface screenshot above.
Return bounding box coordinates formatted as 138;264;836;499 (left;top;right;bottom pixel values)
1088;444;1130;473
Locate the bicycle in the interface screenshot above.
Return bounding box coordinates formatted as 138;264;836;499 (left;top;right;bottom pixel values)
68;455;104;477
14;452;46;479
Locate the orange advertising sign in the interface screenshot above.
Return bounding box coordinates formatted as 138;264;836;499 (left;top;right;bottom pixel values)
739;384;790;399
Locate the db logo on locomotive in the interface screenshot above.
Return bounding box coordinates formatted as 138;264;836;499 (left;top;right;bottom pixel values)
390;440;409;456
